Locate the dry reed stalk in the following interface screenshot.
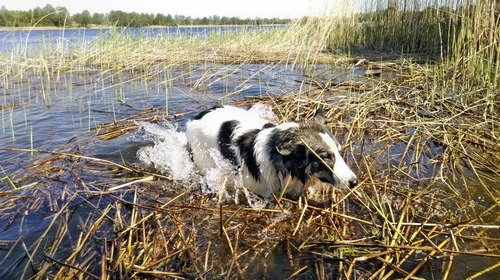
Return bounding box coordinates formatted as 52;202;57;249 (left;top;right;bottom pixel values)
1;4;499;277
260;49;499;277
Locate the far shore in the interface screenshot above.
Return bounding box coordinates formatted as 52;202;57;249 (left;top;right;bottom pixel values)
0;24;287;31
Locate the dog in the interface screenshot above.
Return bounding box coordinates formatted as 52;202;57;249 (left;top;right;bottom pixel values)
185;105;358;198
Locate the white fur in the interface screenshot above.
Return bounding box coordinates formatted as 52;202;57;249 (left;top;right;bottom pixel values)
186;105;357;198
186;106;267;172
241;122;301;196
319;133;358;187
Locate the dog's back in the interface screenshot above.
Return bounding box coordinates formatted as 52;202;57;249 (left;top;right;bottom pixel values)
186;105;357;198
186;106;269;171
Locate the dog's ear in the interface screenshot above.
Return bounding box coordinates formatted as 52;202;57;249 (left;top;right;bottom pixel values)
313;108;327;124
276;140;294;156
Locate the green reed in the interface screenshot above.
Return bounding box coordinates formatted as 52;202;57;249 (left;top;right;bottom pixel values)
323;0;499;113
0;5;498;279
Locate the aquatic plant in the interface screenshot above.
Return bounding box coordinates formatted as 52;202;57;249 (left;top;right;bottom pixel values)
0;0;498;279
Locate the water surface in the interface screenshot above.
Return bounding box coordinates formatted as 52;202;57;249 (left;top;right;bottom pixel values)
0;27;498;279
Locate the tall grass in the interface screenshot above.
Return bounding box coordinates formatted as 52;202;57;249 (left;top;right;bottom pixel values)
446;1;500;113
325;0;499;109
327;0;456;55
0;1;499;279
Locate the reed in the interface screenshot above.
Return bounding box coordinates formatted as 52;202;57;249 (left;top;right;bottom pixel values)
0;0;499;279
324;0;499;110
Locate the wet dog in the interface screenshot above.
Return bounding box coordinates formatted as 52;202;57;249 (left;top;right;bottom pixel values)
185;105;357;198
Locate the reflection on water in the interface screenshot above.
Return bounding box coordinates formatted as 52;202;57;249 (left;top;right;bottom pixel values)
0;26;283;55
0;62;304;175
0;31;498;278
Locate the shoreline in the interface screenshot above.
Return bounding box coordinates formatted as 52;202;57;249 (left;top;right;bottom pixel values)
0;24;287;31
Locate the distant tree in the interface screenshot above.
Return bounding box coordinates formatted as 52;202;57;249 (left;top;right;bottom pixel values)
183;16;193;25
72;12;82;26
19;11;33;26
173;14;182;23
128;12;136;26
108;10;125;26
73;9;91;27
0;6;10;26
0;5;293;28
31;7;43;24
200;16;209;25
128;12;141;27
5;10;31;26
230;17;239;25
165;14;174;25
154;13;175;26
211;15;221;25
153;13;166;25
54;6;70;26
139;13;154;26
40;4;56;25
92;12;104;25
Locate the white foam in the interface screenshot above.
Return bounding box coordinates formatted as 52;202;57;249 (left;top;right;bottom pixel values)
134;103;278;208
135;121;198;182
248;102;279;123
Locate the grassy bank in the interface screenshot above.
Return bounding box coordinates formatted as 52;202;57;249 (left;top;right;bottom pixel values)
0;0;499;279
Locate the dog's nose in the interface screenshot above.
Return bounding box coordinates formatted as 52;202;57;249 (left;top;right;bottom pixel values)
348;178;358;188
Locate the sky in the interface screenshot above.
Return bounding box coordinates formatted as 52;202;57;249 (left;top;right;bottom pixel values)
0;0;346;19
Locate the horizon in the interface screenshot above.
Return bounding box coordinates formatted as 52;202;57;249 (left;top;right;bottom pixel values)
0;0;348;19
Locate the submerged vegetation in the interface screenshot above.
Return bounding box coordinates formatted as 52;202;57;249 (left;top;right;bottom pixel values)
0;0;499;279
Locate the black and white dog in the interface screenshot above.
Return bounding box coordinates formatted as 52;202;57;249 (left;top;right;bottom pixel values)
185;105;358;198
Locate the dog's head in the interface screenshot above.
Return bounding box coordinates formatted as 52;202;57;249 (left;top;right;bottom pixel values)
269;110;358;189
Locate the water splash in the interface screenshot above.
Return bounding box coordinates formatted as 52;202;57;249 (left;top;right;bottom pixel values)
248;102;279;123
134;103;276;208
135;121;198;182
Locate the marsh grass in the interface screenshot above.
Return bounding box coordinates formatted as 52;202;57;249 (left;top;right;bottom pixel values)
0;0;499;279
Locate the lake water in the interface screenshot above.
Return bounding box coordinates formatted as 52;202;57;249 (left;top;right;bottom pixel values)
0;27;498;279
0;27;319;278
0;26;295;174
0;26;281;55
0;62;306;175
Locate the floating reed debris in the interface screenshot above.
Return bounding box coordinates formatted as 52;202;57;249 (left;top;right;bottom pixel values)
1;78;498;278
1;1;499;279
93;108;190;140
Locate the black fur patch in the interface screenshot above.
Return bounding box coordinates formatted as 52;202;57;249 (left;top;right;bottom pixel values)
266;128;309;184
263;122;276;129
235;129;261;181
192;106;221;120
218;120;239;165
270;124;339;186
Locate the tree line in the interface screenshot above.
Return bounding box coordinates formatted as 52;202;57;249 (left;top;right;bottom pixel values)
0;4;291;28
